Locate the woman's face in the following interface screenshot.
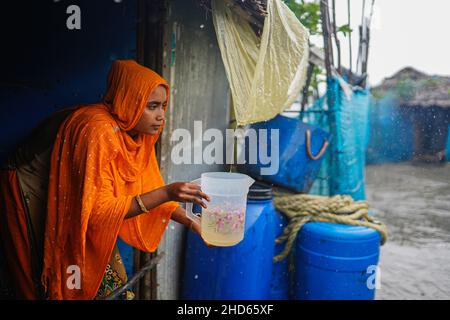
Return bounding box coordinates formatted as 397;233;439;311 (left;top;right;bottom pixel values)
130;85;167;137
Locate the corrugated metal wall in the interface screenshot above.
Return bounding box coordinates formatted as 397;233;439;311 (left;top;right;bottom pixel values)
156;0;231;299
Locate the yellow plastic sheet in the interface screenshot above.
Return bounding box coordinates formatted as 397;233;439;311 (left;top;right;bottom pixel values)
212;0;310;126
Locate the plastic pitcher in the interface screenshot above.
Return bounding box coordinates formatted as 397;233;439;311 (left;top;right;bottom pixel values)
185;172;255;247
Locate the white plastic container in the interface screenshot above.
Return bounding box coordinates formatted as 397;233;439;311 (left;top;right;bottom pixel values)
185;172;254;247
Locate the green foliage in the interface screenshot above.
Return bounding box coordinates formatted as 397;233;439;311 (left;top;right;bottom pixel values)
283;0;321;35
370;89;384;101
423;78;440;88
337;24;352;37
283;1;354;102
283;0;324;101
283;0;353;38
395;80;415;101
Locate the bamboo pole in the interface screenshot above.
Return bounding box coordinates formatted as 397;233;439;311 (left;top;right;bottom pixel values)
347;0;353;83
359;0;375;87
362;0;376;82
320;0;334;80
331;0;341;75
356;0;366;75
361;22;370;87
300;62;316;116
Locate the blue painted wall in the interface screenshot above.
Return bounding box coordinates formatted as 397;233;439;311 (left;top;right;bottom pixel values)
0;0;138;278
0;0;137;163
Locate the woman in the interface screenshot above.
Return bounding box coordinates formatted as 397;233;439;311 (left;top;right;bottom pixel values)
0;60;210;300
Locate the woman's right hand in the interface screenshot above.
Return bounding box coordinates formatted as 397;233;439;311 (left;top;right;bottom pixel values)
164;182;211;209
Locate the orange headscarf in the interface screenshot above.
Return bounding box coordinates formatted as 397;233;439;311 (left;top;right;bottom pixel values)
41;60;179;300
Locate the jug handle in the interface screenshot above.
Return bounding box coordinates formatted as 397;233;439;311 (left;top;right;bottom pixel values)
185;178;202;225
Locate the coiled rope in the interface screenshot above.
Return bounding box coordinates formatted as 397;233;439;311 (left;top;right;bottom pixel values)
273;193;388;263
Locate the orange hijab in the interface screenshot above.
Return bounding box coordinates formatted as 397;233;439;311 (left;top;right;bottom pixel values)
41;60;179;300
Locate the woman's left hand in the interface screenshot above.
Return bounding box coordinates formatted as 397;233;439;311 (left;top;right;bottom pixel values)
170;207;215;247
189;219;201;237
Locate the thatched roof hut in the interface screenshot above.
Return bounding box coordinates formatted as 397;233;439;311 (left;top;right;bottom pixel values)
371;67;450;163
372;67;450;109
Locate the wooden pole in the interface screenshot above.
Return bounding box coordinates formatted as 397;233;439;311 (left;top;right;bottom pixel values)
356;0;366;75
361;23;370;87
361;0;376;86
320;0;336;198
313;68;320;100
331;0;341;75
369;0;376;27
300;62;316;116
320;0;334;80
347;0;353;83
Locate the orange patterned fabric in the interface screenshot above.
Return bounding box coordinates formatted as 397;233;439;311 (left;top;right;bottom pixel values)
0;170;37;299
41;60;179;299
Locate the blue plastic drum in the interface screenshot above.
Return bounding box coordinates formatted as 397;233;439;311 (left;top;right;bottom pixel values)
293;222;381;300
181;182;277;300
269;211;290;300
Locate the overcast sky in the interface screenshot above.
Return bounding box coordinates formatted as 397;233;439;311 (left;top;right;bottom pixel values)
308;0;450;86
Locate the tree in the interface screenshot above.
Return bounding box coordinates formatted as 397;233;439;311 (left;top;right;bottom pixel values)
283;0;353;101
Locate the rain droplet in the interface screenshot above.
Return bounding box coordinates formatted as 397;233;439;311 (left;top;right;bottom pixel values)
200;24;205;29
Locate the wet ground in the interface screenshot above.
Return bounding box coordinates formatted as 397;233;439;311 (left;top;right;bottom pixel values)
365;163;450;300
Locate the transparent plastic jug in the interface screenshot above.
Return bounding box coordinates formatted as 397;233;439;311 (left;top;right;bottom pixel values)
185;172;255;247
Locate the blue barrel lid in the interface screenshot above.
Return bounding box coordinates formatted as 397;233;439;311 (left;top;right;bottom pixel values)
298;221;381;259
302;222;380;241
248;181;273;200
